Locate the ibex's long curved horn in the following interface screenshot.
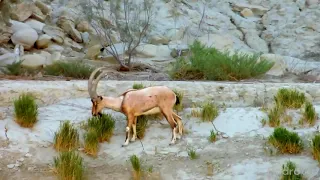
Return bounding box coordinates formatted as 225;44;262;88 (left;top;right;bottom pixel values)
88;67;110;98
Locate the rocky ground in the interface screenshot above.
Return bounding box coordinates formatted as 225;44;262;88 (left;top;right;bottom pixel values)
0;81;320;179
1;0;320;179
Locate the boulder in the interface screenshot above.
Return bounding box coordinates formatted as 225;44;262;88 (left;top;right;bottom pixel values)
10;20;32;33
232;3;269;16
31;6;47;22
24;19;45;34
135;44;171;58
149;35;170;45
0;25;13;44
86;44;102;60
64;37;83;52
76;21;91;32
45;44;64;53
10;2;34;22
240;8;254;17
34;0;52;15
21;53;52;68
36;34;52;49
51;52;61;62
57;13;82;43
43;25;65;44
11;28;38;50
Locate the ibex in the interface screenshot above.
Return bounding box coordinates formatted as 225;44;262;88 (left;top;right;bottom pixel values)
88;67;184;147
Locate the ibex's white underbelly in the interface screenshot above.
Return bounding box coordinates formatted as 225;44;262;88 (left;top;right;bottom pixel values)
135;107;161;116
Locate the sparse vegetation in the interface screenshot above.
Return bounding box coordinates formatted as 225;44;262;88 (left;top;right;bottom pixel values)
173;89;184;112
130;155;142;180
53;151;84;180
268;127;303;154
302;101;317;126
169;40;274;81
132;82;145;90
311;134;320;164
187;148;199;160
13;93;38;128
86;113;115;142
44;60;94;79
267;105;282;127
208;130;217;142
201;101;219;122
281;161;305;180
1;60;24;76
83;128;99;157
136;115;149;139
53;121;80;152
275;88;306;109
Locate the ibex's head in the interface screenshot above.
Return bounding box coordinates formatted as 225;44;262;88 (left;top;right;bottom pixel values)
88;67;109;117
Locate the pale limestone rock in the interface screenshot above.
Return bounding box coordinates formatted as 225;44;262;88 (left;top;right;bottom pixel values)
10;2;34;22
232;3;269;16
245;31;269;53
241;8;254;17
0;25;13;44
21;53;52;68
36;34;52;49
11;28;38;50
43;25;65;44
76;21;91;32
197;34;234;51
149;35;170;45
135;44;171;58
35;0;52;15
31;5;47;22
24;19;45;34
86;44;102;60
10;20;32;33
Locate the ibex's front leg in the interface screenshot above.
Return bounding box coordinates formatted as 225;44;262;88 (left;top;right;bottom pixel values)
122;114;134;147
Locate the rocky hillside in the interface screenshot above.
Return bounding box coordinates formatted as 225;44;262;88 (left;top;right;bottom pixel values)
0;0;320;79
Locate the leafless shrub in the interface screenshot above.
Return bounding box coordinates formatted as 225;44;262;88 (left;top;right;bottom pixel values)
80;0;154;71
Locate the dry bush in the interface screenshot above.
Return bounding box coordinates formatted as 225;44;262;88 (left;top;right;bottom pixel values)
83;128;99;157
312;134;320;164
53;121;80;152
53;151;84;180
268;127;303;154
13;93;38;128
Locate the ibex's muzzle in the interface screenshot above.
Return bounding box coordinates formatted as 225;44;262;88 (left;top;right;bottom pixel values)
93;112;103;118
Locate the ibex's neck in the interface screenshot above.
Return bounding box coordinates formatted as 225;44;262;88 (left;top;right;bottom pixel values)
102;96;123;112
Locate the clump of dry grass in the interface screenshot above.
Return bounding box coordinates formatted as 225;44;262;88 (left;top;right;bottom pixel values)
83;128;99;157
136;115;149;139
13;93;38;128
86;113;115;142
201;101;219;122
208;130;217;143
281;161;305;180
53;121;80;152
311;134;320;164
275;88;306;109
268;127;303;154
53;151;84;180
267;105;283;127
172;89;184;112
301;101;317;126
130;154;142;180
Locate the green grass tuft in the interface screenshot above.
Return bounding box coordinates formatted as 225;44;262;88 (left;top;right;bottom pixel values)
13;93;38;128
281;161;304;180
201;101;219;122
1;60;24;76
86;113;115;142
130;154;141;180
136;115;149;139
53;151;84;180
83;128;99;157
44;60;94;79
132;83;145;90
275;88;306;109
208;130;217;143
312;134;320;164
169;40;274;81
268;127;303;154
187;148;199;160
302;101;317;126
267;105;283;127
53;121;80;152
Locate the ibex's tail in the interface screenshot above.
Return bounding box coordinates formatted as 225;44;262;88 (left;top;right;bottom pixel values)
173;112;183;135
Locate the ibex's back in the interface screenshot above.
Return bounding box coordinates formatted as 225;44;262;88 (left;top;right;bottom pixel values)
121;86;177;116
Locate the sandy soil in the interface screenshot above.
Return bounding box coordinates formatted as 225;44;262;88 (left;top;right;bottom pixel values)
1;96;320;180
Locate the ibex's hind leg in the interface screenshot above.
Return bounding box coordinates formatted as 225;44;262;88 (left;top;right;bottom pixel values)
162;109;178;145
